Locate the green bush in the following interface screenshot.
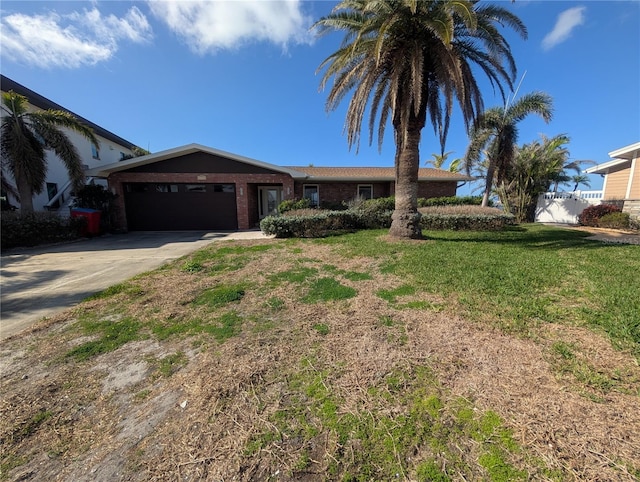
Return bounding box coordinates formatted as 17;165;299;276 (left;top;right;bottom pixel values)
578;204;621;227
420;213;515;231
73;184;115;211
350;197;394;229
418;196;487;207
597;212;630;230
278;198;310;214
73;184;117;232
260;211;361;238
1;212;86;251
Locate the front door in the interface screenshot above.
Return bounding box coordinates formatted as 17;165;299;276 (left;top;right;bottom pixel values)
258;186;283;219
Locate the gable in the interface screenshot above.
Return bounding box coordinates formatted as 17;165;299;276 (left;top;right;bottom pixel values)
122;152;283;175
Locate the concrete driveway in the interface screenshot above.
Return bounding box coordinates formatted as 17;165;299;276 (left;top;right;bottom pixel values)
0;230;269;340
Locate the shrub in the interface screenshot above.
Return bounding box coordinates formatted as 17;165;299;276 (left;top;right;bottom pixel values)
1;212;86;251
262;201;515;237
419;205;503;216
320;200;348;211
278;198;310;214
73;184;117;232
260;210;360;238
350;197;395;229
73;184;115;211
597;212;630;230
418;196;488;207
420;213;515;231
578;204;621;227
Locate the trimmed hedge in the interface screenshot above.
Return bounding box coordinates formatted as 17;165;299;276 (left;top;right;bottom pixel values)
418;195;487;207
260;205;515;238
1;212;86;251
578;204;621;227
420;213;514;231
260;210;361;238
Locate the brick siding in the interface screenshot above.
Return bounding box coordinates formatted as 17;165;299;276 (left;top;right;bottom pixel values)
109;172;294;231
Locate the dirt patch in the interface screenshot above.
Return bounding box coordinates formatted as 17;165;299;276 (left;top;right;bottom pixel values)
1;238;638;481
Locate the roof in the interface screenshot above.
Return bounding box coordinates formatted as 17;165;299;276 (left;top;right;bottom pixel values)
286;166;473;182
87;143;309;178
585;141;640;175
1;74;139;150
88;144;474;181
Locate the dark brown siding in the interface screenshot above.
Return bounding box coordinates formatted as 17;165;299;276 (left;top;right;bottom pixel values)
127;152;281;174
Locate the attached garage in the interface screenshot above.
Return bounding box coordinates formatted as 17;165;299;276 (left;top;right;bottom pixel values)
87;144;299;232
124;183;237;231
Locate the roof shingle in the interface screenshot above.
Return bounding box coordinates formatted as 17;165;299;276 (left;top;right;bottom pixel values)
286;166;473;181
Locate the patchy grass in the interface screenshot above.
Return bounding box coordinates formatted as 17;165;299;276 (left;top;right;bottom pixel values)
192;284;246;309
302;277;357;303
247;361;529;480
65;316;141;361
1;230;639;482
149;351;188;378
327;225;640;356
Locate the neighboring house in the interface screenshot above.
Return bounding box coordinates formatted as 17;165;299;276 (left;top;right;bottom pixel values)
585;141;640;220
88;144;472;232
0;75;140;213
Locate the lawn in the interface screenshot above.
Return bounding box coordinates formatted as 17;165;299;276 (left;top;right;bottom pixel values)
1;224;638;481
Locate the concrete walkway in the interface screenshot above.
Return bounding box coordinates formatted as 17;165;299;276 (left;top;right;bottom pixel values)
0;230;270;340
543;223;640;245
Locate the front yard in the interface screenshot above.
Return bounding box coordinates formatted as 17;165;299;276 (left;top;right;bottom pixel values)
1;225;638;481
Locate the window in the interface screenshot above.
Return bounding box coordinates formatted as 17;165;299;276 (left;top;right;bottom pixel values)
91;145;100;160
358;184;373;200
156;184;178;193
46;182;58;201
120;152;126;160
126;183;149;193
46;182;60;208
303;185;319;207
186;184;207;193
213;184;235;193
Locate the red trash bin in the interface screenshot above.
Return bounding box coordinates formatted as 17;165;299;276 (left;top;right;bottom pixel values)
71;208;101;236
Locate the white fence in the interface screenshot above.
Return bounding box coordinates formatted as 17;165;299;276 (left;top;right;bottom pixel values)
535;191;603;224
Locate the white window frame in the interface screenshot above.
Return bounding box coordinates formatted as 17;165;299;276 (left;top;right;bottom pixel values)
303;184;319;208
357;184;373;200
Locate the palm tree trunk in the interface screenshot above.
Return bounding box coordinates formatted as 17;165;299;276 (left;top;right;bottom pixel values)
481;160;496;207
389;123;422;239
17;176;34;214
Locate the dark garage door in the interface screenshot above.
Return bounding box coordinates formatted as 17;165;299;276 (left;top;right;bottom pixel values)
124;183;238;230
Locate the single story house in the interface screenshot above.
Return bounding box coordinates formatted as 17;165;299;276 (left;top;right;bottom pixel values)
88;143;472;231
585;141;640;220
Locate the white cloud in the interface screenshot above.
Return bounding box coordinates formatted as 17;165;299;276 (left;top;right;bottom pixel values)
542;6;586;51
147;0;313;54
0;7;152;69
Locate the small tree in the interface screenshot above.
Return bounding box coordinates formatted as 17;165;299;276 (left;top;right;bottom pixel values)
497;134;570;222
464;92;554;207
1;91;99;213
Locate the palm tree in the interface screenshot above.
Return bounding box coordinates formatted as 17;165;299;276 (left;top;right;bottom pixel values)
570;174;591;192
426;150;463;173
1;91;99;213
426;151;453;169
315;0;526;238
464;92;553;207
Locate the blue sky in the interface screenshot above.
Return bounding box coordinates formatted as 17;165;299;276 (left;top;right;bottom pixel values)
1;1;639;195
